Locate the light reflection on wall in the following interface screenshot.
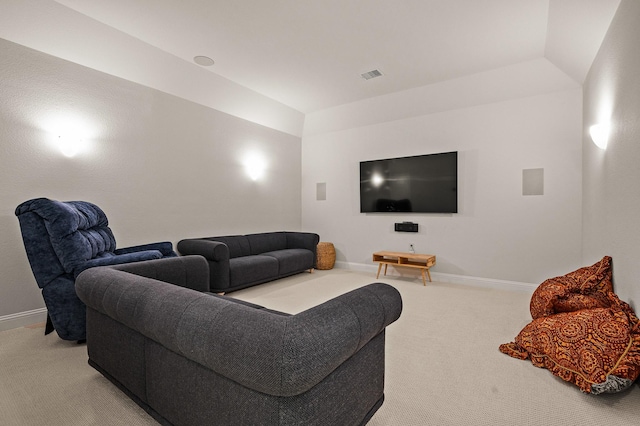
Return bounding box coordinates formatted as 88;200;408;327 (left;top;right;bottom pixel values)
243;151;267;181
589;78;614;150
38;113;98;158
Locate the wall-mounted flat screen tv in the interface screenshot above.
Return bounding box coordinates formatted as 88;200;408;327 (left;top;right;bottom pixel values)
360;151;458;213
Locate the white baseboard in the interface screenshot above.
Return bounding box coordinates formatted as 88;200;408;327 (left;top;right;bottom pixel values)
335;261;537;293
0;308;47;332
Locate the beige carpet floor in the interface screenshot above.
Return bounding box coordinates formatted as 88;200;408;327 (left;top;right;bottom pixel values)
2;268;640;425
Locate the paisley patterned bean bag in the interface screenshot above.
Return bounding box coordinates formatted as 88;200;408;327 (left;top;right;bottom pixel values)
500;292;640;394
501;257;640;394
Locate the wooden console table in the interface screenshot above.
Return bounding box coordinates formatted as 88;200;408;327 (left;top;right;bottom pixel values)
373;251;436;286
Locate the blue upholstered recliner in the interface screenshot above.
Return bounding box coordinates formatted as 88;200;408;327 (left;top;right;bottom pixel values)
15;197;177;341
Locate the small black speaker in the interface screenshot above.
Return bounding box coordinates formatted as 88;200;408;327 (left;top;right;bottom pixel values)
394;222;418;232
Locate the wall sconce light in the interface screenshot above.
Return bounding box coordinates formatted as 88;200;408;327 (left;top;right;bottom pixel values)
244;153;266;181
57;135;83;157
589;123;610;150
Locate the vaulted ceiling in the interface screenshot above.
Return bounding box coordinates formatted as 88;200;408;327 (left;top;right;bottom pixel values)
49;0;619;114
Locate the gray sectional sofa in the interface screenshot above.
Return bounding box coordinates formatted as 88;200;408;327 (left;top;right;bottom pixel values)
75;256;402;426
177;231;319;293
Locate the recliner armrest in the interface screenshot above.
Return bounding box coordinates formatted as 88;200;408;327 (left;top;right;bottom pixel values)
115;241;176;257
73;250;163;278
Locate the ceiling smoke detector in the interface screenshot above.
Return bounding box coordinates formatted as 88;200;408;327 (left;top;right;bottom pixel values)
360;69;383;80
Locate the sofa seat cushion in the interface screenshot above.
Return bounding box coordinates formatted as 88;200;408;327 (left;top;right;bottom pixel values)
262;249;314;276
229;255;278;286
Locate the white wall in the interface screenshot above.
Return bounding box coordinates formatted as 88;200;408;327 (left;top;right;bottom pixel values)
0;38;303;321
583;0;640;309
302;78;584;284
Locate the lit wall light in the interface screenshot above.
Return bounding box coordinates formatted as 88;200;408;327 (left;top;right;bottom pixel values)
589;122;610;150
41;114;95;157
57;135;83;157
244;153;266;181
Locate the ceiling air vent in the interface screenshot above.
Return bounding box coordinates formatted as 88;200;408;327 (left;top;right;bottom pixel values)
361;69;383;80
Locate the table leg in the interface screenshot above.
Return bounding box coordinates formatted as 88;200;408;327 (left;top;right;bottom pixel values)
384;264;388;276
421;269;427;286
376;263;383;279
426;268;432;282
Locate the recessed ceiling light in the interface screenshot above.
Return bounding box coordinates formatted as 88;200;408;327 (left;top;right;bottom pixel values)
193;56;215;66
361;69;383;80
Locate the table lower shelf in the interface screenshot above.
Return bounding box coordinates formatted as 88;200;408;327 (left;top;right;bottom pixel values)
373;251;436;286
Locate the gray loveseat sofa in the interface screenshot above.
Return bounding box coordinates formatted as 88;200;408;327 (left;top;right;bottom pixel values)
177;231;319;293
76;256;402;426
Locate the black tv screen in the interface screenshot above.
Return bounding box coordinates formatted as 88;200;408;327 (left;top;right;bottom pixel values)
360;151;458;213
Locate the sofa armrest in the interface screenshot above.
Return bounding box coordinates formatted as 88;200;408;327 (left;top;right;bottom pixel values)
177;239;229;261
177;239;231;291
115;241;176;257
109;256;210;293
285;232;320;267
275;282;402;394
284;232;320;252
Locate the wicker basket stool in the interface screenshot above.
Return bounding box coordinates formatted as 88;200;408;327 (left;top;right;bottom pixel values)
316;242;336;270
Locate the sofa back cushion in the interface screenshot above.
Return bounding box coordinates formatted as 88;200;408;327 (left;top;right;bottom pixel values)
204;236;251;258
247;232;287;255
